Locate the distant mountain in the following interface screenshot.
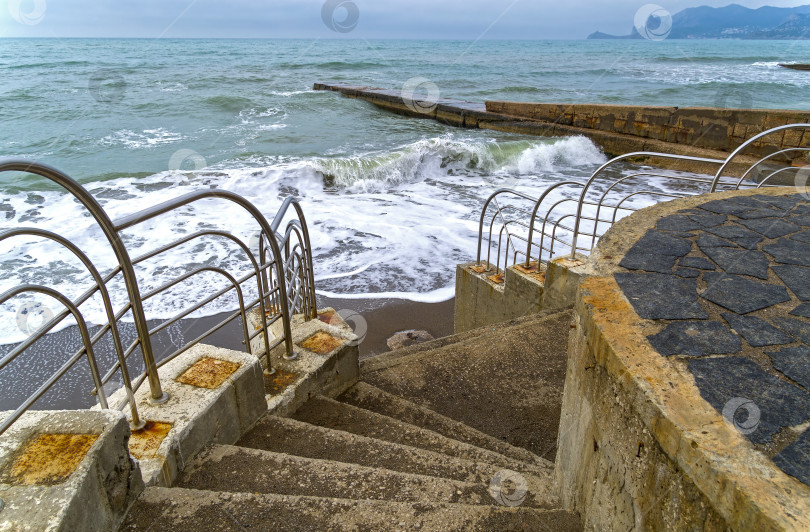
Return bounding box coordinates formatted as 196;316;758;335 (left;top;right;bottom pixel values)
588;3;810;39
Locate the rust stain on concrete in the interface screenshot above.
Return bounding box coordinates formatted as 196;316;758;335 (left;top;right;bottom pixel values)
299;331;345;355
0;433;98;486
176;357;241;389
514;262;547;284
487;273;505;285
264;369;300;396
318;309;344;326
469;264;492;274
129;421;172;460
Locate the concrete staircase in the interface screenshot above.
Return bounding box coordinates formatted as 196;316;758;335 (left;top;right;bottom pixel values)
119;309;581;531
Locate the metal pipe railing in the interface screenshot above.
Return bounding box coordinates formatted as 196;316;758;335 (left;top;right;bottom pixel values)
0;158;167;404
0;159;317;437
477;124;810;279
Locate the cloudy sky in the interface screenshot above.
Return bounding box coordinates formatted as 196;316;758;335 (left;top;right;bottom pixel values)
1;0;809;39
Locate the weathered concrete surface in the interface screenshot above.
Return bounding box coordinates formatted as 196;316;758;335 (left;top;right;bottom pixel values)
177;443;543;508
488;101;810;159
121;487;582;532
340;381;544;465
556;187;810;531
454;258;584;334
247;308;360;416
293;396;547;477
314;83;768;173
240;413;542;485
0;410;142;532
105;344;266;488
360;309;573;462
454;261;548;333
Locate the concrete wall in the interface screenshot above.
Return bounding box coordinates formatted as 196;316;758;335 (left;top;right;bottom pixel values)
487;102;810;158
454;258;588;333
554;189;810;531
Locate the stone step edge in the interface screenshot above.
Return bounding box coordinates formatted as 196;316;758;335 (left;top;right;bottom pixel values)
239;414;555;489
178;443;528;508
300;395;554;479
360;307;573;374
126;486;582;531
341;381;551;468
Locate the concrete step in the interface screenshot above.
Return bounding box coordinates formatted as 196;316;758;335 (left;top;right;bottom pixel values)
175;444;527;508
360;309;566;374
360;309;574;461
292;395;544;475
236;414;559;508
339;381;549;467
121;487;583;531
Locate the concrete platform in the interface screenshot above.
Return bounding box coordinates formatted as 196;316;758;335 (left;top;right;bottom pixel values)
556;187;810;530
0;410;142;532
359;309;573;461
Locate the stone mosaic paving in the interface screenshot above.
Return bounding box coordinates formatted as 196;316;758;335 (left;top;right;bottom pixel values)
614;193;810;486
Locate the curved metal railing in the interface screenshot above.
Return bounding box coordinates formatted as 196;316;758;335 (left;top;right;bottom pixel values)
0;159;316;436
477;124;810;274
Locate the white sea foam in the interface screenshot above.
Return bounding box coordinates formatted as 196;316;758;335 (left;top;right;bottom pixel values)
0;134;702;344
99;128;186;149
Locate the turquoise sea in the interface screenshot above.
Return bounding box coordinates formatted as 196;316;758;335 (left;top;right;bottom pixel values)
3;38;810;343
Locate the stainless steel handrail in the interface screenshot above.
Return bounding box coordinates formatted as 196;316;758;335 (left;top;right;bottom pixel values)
711;123;810;192
0;158;166;403
0;158;317;436
475;124;810;276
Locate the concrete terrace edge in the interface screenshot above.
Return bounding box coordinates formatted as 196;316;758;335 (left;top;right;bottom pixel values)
555;187;810;530
313;83;784;173
104;344;267;488
0;410;143;532
247;308;360;416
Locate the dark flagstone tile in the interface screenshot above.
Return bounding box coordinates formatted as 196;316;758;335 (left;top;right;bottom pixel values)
790;229;810;244
722;313;794;347
674;267;701;278
767;345;810;390
774;429;810;487
764;238;810;267
688;357;810;444
706;225;764;248
701;273;791;314
735;208;790;220
738;218;801;239
679;256;716;270
619;252;678;274
656;215;702;233
728;196;779;210
619;230;692;273
687;213;727;228
772;264;810;301
772;316;810;345
615;272;708;320
788;213;810;227
790;304;810;318
701;247;770;279
648;321;741;357
790;203;810;214
698;199;757;215
697;233;737;250
751;194;803;211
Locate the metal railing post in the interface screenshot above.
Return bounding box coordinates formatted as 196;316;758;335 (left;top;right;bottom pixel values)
0;159;168;404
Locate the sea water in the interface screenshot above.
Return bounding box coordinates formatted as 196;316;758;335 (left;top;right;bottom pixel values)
3;38;810;345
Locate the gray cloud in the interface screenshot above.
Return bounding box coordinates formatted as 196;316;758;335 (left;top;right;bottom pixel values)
1;0;808;39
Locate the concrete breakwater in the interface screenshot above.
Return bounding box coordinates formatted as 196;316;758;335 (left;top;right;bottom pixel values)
314;83;810;174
